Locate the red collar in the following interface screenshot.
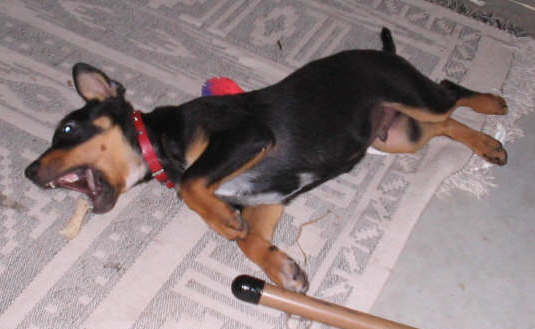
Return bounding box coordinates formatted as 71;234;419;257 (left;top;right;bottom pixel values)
132;111;175;188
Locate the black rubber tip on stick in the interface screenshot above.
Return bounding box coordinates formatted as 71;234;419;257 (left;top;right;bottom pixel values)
231;275;265;305
231;275;419;329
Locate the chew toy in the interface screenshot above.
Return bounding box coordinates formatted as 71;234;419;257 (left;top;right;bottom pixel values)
60;198;90;239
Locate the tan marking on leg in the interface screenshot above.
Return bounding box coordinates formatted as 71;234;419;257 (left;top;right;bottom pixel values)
456;93;508;115
184;127;209;168
180;177;245;240
442;118;507;165
372;115;442;153
372;116;507;165
180;145;272;240
241;204;283;240
382;102;454;123
237;204;308;292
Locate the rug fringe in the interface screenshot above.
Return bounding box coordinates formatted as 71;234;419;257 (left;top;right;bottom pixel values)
423;0;528;36
437;37;535;198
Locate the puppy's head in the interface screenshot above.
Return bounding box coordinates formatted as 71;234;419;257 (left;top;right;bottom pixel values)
25;63;148;213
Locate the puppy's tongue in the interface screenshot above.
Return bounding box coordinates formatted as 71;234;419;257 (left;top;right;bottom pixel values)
58;172;80;184
54;168;98;197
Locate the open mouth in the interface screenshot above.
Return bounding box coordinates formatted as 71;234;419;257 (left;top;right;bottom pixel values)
46;167;118;213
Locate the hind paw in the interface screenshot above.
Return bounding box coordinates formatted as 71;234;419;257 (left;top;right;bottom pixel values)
458;93;508;116
484;94;508;115
478;135;508;166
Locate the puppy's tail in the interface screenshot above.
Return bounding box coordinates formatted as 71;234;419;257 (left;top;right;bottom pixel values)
380;28;396;54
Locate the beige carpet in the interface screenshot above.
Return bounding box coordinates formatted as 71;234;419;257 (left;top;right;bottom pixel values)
0;1;532;328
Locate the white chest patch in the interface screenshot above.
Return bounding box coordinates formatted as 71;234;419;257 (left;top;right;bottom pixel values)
215;172;316;206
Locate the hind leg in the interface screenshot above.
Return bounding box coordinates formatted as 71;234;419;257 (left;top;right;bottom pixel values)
440;80;508;115
372;115;507;165
236;204;309;293
382;80;507;123
443;119;507;165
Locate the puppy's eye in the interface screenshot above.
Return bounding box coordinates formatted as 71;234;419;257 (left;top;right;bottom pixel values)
63;124;73;133
61;122;76;134
52;120;84;147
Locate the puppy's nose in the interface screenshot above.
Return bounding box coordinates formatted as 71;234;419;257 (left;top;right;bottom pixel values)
25;160;41;180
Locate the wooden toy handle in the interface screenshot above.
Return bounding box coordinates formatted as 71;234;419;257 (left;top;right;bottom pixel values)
232;275;418;329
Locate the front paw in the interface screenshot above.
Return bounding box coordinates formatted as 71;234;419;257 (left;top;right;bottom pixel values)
265;251;309;293
278;257;309;293
219;211;248;240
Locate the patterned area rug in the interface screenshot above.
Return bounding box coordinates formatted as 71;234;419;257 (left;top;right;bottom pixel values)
0;1;533;329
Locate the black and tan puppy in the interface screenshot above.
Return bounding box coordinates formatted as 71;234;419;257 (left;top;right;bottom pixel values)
25;28;507;292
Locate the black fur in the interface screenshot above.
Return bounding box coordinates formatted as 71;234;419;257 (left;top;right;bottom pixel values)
117;28;461;205
408;117;422;143
381;27;396;54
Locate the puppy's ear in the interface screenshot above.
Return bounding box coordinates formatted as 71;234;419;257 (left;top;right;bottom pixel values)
72;63;125;102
